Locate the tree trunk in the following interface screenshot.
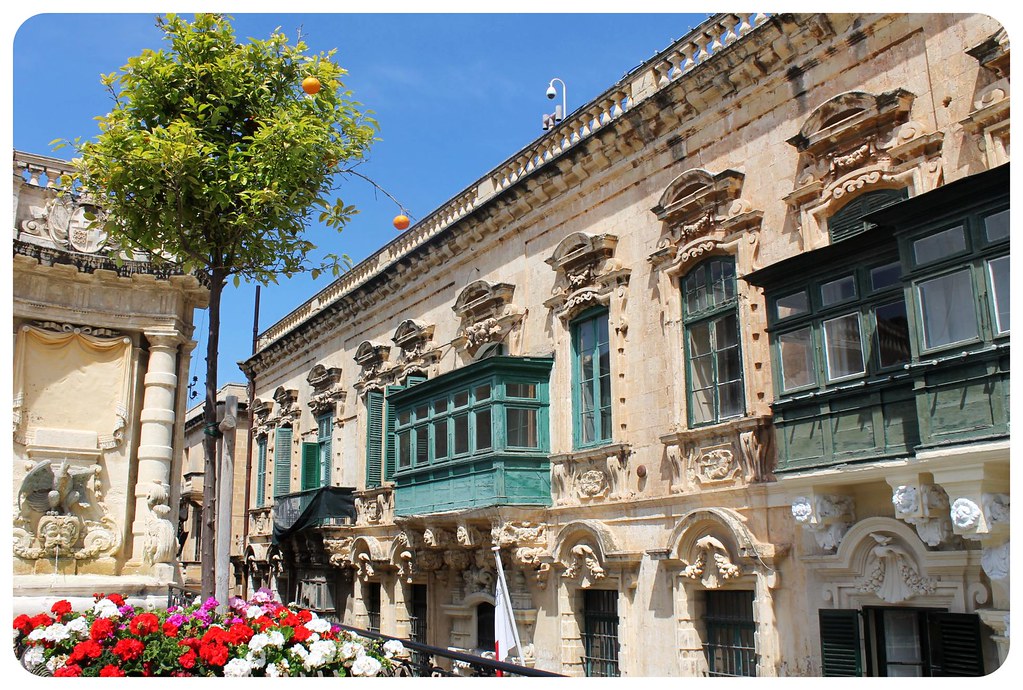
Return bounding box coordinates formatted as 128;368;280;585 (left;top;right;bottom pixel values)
200;271;226;600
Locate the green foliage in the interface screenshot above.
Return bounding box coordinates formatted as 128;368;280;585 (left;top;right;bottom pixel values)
64;13;376;286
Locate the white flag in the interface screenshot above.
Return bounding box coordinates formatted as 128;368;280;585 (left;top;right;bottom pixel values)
494;558;518;662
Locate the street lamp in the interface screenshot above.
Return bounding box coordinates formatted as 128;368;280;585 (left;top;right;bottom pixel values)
543;77;567;130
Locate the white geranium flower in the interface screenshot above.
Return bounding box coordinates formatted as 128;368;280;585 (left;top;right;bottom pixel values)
267;630;286;647
92;599;119;618
46;654;68;673
291;644;309;660
339;641;363;660
26;629;46;642
42;623;70;643
245;650;267;669
383;639;405;658
351;653;383;677
305;618;330;634
245;605;263;619
248;633;270;653
224;658;253;677
193;596;203;607
310;640;337;664
22;645;45;669
66;616;89;638
265;663;281;678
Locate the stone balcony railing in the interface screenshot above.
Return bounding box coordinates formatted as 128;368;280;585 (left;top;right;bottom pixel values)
255;13;769;353
14;150;76;188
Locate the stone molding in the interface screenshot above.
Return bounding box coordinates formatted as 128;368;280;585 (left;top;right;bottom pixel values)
544;232;631;324
550;442;632;506
784;89;944;251
451;280;525;357
391;319;441;380
270;386;301;426
251;398;274;437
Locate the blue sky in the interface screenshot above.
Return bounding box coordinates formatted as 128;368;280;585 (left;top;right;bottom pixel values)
12;11;709;396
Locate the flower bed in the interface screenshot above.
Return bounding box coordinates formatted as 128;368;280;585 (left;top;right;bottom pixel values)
14;590;403;677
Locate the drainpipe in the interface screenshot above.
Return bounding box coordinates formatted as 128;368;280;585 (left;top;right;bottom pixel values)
240;285;260;599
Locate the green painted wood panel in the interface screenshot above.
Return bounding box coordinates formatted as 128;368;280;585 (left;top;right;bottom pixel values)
273;427;292;497
365;391;383;488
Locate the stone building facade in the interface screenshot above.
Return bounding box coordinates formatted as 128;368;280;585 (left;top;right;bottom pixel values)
12;151;208;611
239;14;1010;676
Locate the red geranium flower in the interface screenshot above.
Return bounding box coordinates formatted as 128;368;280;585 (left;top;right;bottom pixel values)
199;641;229;667
201;627;229;646
291;625;312;643
54;664;83;677
106;594;125;607
297;610;313;624
252;616;273;632
30;613;53;629
179;649;197;669
91;617;116;641
227;623;254;646
112;637;145;662
50;600;73;619
100;665;126;677
163;621;179;637
69;639;105;663
129;612;160;636
178;637;200;651
13;614;33;635
280;613;301;628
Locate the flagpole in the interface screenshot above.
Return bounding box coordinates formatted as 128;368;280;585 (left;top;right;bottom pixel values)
492;545;524;665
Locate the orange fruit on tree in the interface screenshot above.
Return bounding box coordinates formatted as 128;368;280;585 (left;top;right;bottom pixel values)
302;76;322;95
393;214;410;231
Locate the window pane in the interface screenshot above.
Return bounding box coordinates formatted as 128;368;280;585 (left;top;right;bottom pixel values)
475;408;492;450
433;420;448;458
918;270;978;348
984;209;1009;243
776;291;809;319
454;413;469;454
779;328;817;391
689;322;711;356
823;313;865;380
581;412;596;446
474;384;491;401
717;343;742;383
820;275;856;306
870;261;902;291
398;410;411;426
433;399;448;415
415;404;429;420
719;381;744;419
690;354;714;391
913;225;966;264
454;391;469;408
690;387;714;425
506;408;538;447
506;382;536;398
599;373;612;409
684;265;706;314
715;313;739;348
600;407;612;441
415;426;429;464
397;430;411;468
874;300;911;368
988;256;1010;333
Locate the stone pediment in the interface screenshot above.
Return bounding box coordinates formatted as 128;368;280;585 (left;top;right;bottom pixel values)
353;341;392;394
452;280;524;356
545;232;630;322
392;319;440;377
271;387;300;424
306;364;345;417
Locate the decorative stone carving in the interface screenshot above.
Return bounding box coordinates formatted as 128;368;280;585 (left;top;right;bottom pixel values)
737;425;773;484
356;552;375;581
353;341;392;394
550;443;631;506
418;551;443;572
424;526;454;549
323;537;355;569
394;531;416;583
306;364;345;418
456;523;483;549
20;195;109;254
792;494;854;551
392;320;441;378
950;497;982;531
560;543;606;588
143;481;177;566
462;549;496;594
981;541;1010;581
891;483;954;548
545;233;631;323
492;521;551;588
355;489;392;526
251;398;274;437
961;30;1010;169
983;494;1010;525
443;549;470;573
451;281;525;357
680;535;743;589
271;387;301;426
649;169;763;273
856;533;936;603
785;89;944;250
687;445;740;486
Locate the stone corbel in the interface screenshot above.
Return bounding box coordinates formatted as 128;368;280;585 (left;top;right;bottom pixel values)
323;536;355;569
423;525;454;549
791;493;854;552
456;523;483;549
981;540;1010;582
492;520;552;589
393;531;417;584
948;494;1010;540
889;481;955;548
560;542;607;589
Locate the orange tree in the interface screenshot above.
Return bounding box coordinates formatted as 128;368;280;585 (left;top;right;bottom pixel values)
60;13;376;598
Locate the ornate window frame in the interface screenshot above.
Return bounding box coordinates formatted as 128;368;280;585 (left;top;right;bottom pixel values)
961;28;1010;169
784;89;944;251
452;280;525;361
392;319;441;381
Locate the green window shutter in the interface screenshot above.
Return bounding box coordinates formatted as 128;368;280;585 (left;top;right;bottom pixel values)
828;188;907;243
926;612;984;676
365;392;384;488
301;442;319;491
273;427;292;498
819;609;862;676
255;438;267;506
321;433;332;486
383;384;405;482
407;374;427;386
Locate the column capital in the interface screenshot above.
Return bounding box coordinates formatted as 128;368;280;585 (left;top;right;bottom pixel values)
144;331;184;349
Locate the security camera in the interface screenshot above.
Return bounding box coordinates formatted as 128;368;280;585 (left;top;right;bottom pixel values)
546;85;557;99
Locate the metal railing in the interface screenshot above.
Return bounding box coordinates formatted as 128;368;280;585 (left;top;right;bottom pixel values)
333;623;563;677
167;583;202;610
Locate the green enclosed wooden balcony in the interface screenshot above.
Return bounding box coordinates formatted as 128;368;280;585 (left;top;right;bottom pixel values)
386;356;554;515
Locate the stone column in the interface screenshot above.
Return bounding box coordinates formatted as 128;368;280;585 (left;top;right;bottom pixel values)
126;332;181;579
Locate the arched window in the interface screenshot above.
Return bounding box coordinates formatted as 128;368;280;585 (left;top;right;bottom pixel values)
828;188;907;243
571;307;612;447
682;258;744;426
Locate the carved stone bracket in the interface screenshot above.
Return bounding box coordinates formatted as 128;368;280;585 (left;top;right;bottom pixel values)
890;483;955;548
981;540;1010;581
791;493;854;552
452;280;525;357
680;535;743;589
423;525;455;549
456;523;483;549
949;493;1010;540
544;233;632;323
550;443;632;506
306;364;345;418
492;520;551;588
